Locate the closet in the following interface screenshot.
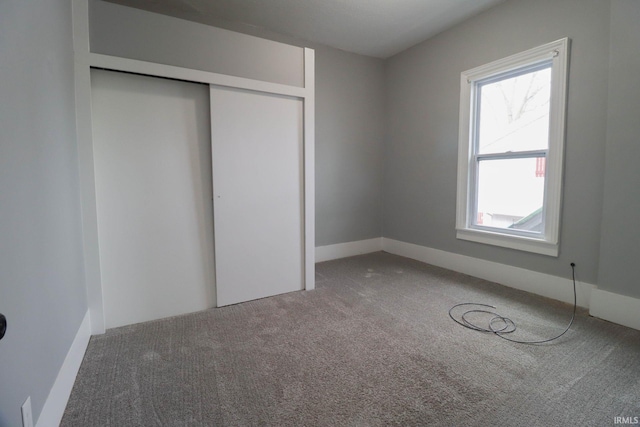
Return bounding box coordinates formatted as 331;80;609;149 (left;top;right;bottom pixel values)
91;68;310;329
74;0;314;333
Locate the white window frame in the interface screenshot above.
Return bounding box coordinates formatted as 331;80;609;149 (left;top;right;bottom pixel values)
456;38;570;257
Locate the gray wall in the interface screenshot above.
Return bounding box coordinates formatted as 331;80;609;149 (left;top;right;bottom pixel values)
90;0;304;87
314;46;385;246
92;1;387;248
384;0;611;284
598;0;640;299
0;0;88;425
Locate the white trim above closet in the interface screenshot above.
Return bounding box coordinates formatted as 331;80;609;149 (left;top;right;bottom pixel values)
89;53;309;98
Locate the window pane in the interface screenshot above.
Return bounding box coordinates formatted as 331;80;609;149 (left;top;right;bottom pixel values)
477;65;551;154
476;157;545;232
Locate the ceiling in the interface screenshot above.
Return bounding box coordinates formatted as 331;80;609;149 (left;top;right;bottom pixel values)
102;0;505;58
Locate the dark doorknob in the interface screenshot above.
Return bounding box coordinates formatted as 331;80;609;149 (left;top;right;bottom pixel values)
0;313;6;340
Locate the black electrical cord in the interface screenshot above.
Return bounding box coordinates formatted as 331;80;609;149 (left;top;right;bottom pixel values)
448;263;577;344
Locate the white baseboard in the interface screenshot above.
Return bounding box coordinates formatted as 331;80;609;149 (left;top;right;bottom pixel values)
315;238;383;263
589;289;640;331
36;310;91;427
381;238;594;308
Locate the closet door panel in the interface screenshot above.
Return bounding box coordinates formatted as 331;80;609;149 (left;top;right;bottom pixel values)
91;69;215;328
211;86;304;306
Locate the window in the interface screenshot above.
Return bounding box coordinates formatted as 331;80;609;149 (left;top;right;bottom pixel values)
456;39;569;256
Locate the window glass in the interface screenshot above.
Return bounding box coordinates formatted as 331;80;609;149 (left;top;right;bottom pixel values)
477;64;551;155
476;157;545;231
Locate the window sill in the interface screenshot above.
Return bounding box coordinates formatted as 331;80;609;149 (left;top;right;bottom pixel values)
456;228;559;257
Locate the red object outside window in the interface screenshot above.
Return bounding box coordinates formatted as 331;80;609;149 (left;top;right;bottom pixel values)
535;157;546;177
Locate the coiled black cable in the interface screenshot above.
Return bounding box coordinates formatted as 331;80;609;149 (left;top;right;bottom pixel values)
448;263;577;344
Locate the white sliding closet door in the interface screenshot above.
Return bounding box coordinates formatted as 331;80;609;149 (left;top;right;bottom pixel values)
210;86;304;306
91;69;215;328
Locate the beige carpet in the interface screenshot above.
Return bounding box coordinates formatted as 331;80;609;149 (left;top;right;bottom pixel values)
62;252;640;426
